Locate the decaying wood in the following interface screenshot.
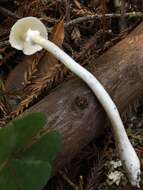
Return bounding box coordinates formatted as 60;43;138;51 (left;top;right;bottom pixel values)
23;22;143;173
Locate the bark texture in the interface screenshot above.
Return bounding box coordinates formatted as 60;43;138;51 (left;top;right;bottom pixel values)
24;22;143;173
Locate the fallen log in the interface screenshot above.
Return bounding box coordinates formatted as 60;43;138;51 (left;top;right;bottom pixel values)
24;22;143;173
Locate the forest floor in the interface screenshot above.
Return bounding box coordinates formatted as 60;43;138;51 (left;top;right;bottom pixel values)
0;0;143;189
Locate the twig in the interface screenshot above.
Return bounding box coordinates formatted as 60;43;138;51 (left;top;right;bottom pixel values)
59;171;78;189
0;6;20;19
65;0;70;22
65;12;143;27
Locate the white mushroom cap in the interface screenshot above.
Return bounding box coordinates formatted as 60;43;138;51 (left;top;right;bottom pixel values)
9;17;48;55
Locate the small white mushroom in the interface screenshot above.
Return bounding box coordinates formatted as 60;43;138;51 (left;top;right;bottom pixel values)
9;17;47;55
9;17;141;187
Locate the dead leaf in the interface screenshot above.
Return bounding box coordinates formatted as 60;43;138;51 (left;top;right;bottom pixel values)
50;18;65;46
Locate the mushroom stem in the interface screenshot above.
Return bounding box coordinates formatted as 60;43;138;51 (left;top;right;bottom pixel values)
27;31;141;186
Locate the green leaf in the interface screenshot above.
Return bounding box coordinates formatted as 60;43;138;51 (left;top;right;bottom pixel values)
7;112;47;149
0;112;62;190
21;131;62;163
11;159;51;190
0;112;46;165
0;166;18;190
0;159;51;190
0;127;17;167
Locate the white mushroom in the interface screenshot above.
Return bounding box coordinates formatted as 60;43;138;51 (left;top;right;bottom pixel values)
9;17;141;187
9;17;47;55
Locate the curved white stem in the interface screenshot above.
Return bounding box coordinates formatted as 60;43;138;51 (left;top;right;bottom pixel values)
27;32;140;187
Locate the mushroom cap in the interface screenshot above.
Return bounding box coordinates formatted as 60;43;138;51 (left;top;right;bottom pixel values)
9;17;48;55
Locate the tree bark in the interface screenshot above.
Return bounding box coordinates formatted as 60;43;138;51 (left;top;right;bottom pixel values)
24;22;143;173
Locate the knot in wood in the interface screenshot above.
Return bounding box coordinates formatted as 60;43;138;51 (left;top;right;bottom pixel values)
74;96;88;109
